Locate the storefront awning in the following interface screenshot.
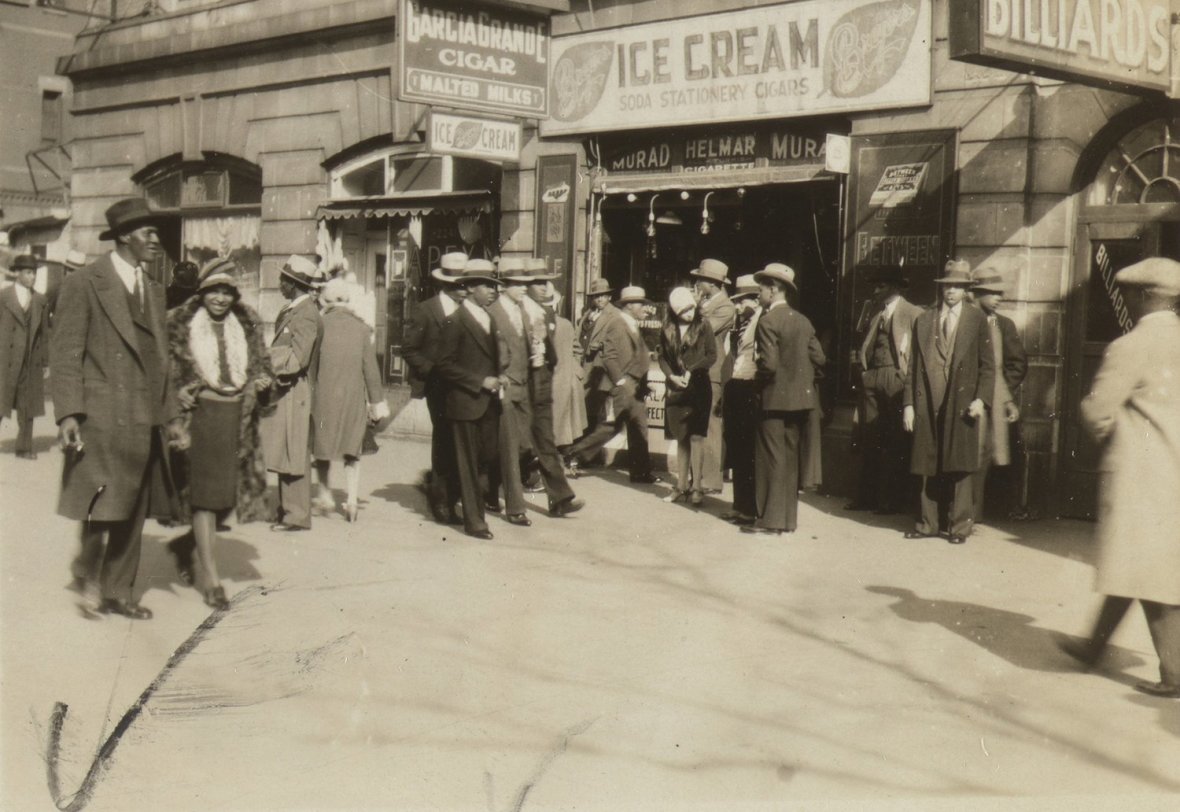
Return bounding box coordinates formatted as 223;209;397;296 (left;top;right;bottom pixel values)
316;191;493;221
593;165;833;195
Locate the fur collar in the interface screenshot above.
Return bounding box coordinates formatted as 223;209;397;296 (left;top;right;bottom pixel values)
189;307;248;392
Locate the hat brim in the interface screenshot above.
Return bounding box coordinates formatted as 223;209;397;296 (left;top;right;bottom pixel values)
972;285;1004;294
753;270;796;289
431;268;461;283
689;270;728;284
731;289;759;300
616;296;652;305
457;274;500;286
586;288;614;297
935;274;973;285
97;212;172;242
279;267;317;289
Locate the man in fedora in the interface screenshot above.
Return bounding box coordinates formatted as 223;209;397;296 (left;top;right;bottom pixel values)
743;264;825;536
689;258;735;493
847;264;923;514
260;255;324;532
402;251;468;524
902;258;995;544
434;261;504;540
577;277;619;456
720;274;761;525
1;254;49;459
565;285;657;484
51;197;178;619
969;270;1027;522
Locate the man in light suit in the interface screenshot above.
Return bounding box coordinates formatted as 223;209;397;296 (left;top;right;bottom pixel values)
434;264;504;540
52;198;178;619
260;255;323;532
690;258;735;493
402;251;468;524
847;265;922;514
1;254;49;459
743;263;825;536
565;285;657;484
903;259;995;544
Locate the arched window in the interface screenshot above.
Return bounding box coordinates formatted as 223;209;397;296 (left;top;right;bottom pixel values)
1087;117;1180;206
135;153;263;301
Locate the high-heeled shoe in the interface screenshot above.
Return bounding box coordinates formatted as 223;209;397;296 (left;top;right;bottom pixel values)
203;585;230;611
345;502;359;523
662;489;687;503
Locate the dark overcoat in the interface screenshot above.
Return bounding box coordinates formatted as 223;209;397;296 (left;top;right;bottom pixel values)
50;255;175;521
0;285;48;417
904;304;995;475
755;303;825;412
402;294;455;399
259;295;322;476
435;305;501;422
167;297;273;523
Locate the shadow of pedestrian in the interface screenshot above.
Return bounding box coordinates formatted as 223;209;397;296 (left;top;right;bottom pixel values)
139;529;263;593
0;434;57;455
370;480;435;521
867;585;1145;674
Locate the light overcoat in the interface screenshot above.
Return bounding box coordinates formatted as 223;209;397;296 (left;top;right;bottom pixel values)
551;315;587;446
0;284;48;417
904;304;995;475
50;255;175;521
312;306;382;460
260;295;322;475
698;290;735;384
1083;311;1180;605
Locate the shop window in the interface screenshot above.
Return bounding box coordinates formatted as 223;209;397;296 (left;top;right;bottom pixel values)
329;146;497;199
1089;117;1180;205
390;155;445;193
41;90;62;145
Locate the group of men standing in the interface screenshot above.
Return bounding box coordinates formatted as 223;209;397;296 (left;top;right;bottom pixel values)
402;252;584;540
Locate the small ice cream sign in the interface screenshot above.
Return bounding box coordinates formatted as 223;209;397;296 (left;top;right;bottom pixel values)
428;111;522;162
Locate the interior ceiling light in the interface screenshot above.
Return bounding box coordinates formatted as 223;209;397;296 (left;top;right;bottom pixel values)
700;191;715;235
646;193;660;238
656;210;683;226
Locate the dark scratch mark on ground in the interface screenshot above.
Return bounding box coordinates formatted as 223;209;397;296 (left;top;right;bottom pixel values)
509;716;598;812
45;585;264;811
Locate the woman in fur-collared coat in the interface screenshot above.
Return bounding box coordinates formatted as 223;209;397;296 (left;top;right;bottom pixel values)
166;259;273;610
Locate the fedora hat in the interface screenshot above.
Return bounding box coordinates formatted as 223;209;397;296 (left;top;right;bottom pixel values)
866;265;909;289
1115;256;1180;297
63;250;88;270
431;251;468;283
197;257;238;292
98;198;171;241
689;258;729;285
280;254;319;289
586;278;613;297
455;258;499;286
753;262;796;290
497;256;530;282
970;270;1005;294
9;254;39;272
730;274;759;300
616;285;651;305
525;257;557;281
935;258;973;285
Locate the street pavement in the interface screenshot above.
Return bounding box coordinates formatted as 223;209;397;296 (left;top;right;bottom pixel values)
2;419;1179;811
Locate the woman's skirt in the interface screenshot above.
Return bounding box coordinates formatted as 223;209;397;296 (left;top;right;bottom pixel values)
189;392;242;511
664;369;712;442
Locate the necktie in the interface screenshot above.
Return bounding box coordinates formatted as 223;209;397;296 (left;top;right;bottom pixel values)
942;309;955;341
133;268;144;309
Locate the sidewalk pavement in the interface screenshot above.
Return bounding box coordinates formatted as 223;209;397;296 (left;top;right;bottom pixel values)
1;420;1178;811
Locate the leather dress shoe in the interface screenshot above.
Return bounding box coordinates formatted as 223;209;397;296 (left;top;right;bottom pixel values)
947;534;968;545
550;496;585;517
270;522;309;533
203;586;230;611
721;512;755;526
1134;680;1180;699
505;512;532;527
903;530;935;540
484;500;503;514
97;598;153;620
740;526;784;536
467;528;494;540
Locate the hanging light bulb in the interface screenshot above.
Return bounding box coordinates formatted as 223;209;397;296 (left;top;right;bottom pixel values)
646;193;659;238
700;191;714;235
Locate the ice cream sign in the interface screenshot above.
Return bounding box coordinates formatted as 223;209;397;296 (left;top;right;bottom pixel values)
540;0;932;136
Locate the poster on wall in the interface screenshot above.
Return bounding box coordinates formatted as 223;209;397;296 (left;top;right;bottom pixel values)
541;0;932;136
840;129;957;392
534;154;578;316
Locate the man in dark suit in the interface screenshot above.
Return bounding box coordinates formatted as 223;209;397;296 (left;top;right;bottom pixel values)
402;251;468;524
434;264;504;540
565;285;657;483
260;255;323;532
690;258;736;494
847;265;923;513
576;278;618;458
743;263;825;536
903;259;995;544
51;198;178;619
969;272;1028;522
1;254;49;459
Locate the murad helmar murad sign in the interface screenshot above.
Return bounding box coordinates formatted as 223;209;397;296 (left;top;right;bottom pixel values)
949;0;1171;92
539;0;932;136
399;0;550;117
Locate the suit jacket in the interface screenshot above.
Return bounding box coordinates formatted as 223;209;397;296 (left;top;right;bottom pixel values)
435;304;501;422
488;298;530;403
904;303;995;475
260;295;322;475
581;303;621;378
858;295;922;378
50;254;175;521
699;291;735;384
402;294;457;399
599;312;650;391
993;313;1028;396
755;303;824;412
0;284;48;417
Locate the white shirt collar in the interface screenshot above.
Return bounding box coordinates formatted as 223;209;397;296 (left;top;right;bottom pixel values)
440;293;458;316
883;295;900;319
619;310;640;333
942;301;962;318
767;300;786;311
109;250;141;295
463;298;491;332
14;284;31;309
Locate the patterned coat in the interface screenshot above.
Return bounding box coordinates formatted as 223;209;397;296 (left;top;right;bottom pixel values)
0;284;48;417
260;295;322;475
167;297;273;523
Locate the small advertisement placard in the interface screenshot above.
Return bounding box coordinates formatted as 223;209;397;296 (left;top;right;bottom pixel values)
399;0;550;117
427;111;522;163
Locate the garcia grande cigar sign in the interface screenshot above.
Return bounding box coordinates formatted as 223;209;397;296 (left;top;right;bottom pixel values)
540;0;932;137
